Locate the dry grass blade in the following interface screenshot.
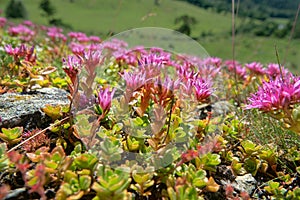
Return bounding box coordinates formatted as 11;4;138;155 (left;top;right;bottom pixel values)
284;3;300;66
232;0;241;103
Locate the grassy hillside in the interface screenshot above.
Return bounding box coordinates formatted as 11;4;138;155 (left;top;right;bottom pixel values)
1;0;236;36
201;35;300;73
1;0;299;72
182;0;300;19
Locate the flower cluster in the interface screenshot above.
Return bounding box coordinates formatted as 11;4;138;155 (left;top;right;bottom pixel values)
5;44;36;63
225;60;247;80
245;62;265;75
68;31;101;43
62;55;82;86
0;17;7;28
47;27;67;42
8;24;35;42
22;129;49;152
152;76;181;106
138;53;170;78
193;78;213;103
95;87;115;117
22;20;35;28
246;75;300;112
122;71;147;92
177;60;213;103
266;63;290;79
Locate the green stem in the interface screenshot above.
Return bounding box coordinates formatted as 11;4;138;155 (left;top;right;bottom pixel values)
162;96;175;144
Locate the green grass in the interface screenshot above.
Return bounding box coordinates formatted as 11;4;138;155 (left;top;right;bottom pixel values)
202;35;300;74
1;0;299;73
1;0;236;36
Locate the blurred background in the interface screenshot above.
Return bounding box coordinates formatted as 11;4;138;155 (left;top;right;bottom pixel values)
1;0;300;73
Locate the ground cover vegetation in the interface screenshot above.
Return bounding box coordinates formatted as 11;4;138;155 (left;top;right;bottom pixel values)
0;11;300;199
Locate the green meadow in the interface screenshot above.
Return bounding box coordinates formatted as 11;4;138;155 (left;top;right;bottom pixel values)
1;0;299;73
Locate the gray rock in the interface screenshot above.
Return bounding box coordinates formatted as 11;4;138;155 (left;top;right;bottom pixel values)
212;100;234;116
0;87;69;130
3;187;26;200
232;173;257;195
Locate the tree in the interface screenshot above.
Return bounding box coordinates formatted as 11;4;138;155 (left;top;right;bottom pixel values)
154;0;161;6
39;0;72;29
175;15;197;36
5;0;28;19
39;0;56;17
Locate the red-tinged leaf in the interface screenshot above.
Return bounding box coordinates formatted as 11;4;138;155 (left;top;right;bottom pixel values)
0;86;8;94
7;151;29;174
137;89;151;116
0;185;10;199
27;164;47;200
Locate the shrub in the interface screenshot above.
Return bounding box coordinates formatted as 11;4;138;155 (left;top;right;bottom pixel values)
5;0;28;19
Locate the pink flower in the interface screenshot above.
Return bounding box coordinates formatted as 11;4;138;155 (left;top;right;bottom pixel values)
69;42;85;56
266;63;290;79
131;46;147;55
47;27;66;42
181;75;213;102
245;62;266;75
181;56;220;79
5;44;36;63
197;63;220;79
8;25;35;41
193;77;213;103
82;49;103;75
22;20;35;27
4;44;18;56
177;61;196;81
77;36;90;43
121;71;148;104
47;26;63;33
245;75;300;112
89;36;101;43
62;55;82;85
138;53;167;67
150;47;164;54
102;39;128;52
204;57;222;67
224;60;239;67
47;31;67;42
68;31;86;39
88;43;100;51
96;87;115;116
0;17;7;28
114;49;138;66
226;62;247;80
121;71;147;91
63;55;82;70
39;25;48;31
152;76;181;105
181;78;194;95
138;53;170;78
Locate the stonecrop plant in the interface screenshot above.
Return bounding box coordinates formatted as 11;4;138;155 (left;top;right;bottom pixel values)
246;73;300;134
0;17;299;200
